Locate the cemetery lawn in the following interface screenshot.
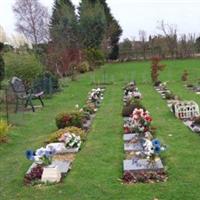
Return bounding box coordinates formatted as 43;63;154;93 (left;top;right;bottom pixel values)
0;59;200;200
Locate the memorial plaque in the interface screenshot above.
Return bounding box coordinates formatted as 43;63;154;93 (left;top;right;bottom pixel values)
41;166;61;183
123;158;164;172
124;142;143;152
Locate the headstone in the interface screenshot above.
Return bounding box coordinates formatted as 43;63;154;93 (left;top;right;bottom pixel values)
123;158;164;172
124;142;143;152
41;166;61;183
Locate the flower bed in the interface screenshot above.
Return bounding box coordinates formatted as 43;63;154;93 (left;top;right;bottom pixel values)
154;82;200;134
122;82;167;184
24;87;105;186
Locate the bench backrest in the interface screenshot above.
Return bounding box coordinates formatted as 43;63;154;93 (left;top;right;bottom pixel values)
11;77;26;98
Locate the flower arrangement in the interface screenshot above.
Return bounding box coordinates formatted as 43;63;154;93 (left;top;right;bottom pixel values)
46;127;86;144
124;82;142;101
88;88;104;107
142;139;166;162
82;105;96;114
124;81;136;93
59;133;81;149
124;108;152;134
26;146;56;166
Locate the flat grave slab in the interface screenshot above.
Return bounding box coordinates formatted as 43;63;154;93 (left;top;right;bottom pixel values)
41;166;61;183
123;134;138;142
124;142;143;152
123;158;164;172
183;120;200;133
51;160;71;174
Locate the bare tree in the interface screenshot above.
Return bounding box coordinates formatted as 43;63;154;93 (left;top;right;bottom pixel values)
187;33;196;57
157;20;178;58
13;0;50;44
179;34;187;58
149;35;168;58
139;30;148;59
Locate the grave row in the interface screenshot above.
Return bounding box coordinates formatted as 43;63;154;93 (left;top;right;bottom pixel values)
154;82;200;134
122;82;167;184
185;83;200;95
24;87;105;185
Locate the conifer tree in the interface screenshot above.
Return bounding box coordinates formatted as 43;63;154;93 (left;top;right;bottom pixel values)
79;0;107;49
99;0;122;59
50;0;79;48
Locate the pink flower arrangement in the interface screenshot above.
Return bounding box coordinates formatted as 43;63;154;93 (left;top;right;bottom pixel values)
123;108;153;134
132;108;152;124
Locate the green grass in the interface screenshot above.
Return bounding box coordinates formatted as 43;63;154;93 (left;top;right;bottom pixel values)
0;58;200;200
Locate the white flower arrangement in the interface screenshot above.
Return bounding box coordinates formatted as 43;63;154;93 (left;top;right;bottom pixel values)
59;133;81;149
88;88;104;104
142;139;166;160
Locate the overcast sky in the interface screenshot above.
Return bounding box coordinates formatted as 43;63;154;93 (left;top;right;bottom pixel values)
0;0;200;40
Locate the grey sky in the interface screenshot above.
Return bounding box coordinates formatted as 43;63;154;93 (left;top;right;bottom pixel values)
0;0;200;40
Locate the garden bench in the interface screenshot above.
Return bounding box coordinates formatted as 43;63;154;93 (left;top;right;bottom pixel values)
10;77;44;112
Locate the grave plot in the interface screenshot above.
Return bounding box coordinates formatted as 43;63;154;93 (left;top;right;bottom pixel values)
154;82;200;134
185;83;200;95
122;82;167;184
24;87;105;186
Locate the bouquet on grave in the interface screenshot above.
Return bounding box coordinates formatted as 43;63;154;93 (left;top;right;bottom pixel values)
142;138;166;163
26;146;56;166
88;88;104;106
59;133;81;149
131;108;152;134
125;90;142;100
124;82;136;94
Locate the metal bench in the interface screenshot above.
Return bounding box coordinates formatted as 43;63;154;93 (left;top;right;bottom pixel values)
10;77;44;112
